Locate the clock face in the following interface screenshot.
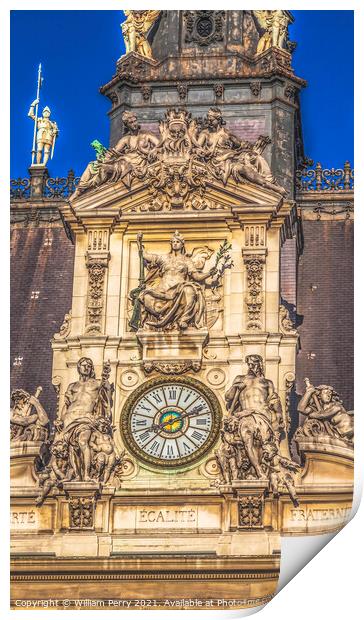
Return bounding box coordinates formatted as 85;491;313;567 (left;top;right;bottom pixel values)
121;377;222;468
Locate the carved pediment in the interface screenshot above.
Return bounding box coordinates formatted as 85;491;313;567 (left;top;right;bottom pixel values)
69;170;283;222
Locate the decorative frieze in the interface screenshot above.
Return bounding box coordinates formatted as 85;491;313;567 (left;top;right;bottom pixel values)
244;225;266;248
144;360;201;375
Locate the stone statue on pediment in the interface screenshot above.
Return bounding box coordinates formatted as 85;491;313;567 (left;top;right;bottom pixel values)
73;112;159;197
197;107;283;193
74;107;285;201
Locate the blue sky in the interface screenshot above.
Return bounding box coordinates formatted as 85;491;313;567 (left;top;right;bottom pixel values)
10;10;354;179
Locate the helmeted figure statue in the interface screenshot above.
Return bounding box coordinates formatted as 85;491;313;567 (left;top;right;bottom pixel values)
121;10;161;58
28;99;58;165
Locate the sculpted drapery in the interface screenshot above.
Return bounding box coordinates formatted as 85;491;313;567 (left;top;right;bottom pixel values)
137;231;217;331
73;107;285;200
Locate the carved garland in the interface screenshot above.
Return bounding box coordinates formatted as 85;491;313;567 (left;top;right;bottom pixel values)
243;254;265;330
85;252;110;334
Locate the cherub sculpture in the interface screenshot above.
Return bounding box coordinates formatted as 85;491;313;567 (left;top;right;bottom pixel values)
262;443;300;507
90;418;121;484
36;439;74;506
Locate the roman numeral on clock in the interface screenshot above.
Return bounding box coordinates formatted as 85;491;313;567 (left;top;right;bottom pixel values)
135;419;147;426
166;444;174;457
191;430;203;441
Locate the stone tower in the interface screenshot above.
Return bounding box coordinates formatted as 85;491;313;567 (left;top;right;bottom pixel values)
101;10;304;195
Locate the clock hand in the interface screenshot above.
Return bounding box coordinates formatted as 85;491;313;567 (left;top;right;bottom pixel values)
151;404;205;433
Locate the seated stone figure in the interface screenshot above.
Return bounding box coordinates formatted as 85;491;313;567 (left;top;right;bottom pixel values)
10;387;49;443
74;111;160;196
295;378;354;444
136;230;218;331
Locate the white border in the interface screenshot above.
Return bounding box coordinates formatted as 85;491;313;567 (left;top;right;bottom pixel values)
2;1;362;619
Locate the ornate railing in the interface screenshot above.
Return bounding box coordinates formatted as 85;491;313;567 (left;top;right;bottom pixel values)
44;170;80;198
10;169;80;199
296;161;354;192
10;177;31;199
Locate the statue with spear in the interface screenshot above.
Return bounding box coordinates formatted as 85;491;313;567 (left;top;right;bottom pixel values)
28;63;59;166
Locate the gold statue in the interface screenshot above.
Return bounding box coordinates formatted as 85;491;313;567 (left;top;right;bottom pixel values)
121;10;161;58
28;64;58;166
254;10;292;54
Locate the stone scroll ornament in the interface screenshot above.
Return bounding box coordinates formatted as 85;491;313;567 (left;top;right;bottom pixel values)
215;354;300;507
10;386;50;443
294;378;354;445
72;107;285;203
36;358;126;505
128;231;233;332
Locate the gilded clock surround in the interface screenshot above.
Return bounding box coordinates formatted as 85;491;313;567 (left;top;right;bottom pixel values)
121;375;222;469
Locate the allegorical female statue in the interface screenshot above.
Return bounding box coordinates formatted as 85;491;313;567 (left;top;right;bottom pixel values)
134;231;217;331
130;231;234;332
